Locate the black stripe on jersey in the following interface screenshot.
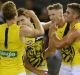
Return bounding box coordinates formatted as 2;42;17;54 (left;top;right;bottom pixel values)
4;28;9;48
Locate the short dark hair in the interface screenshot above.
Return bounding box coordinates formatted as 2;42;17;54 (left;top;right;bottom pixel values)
17;8;26;17
47;3;63;10
1;1;17;20
67;3;80;16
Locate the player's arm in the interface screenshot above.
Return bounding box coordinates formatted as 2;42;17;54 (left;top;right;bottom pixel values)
20;10;44;37
42;21;51;30
23;55;48;75
50;26;80;49
45;33;56;57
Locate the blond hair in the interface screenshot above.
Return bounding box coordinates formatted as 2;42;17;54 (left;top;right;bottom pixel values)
47;3;63;10
2;1;17;20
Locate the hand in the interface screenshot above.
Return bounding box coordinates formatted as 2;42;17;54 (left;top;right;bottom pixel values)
49;22;58;36
50;22;58;30
24;10;36;18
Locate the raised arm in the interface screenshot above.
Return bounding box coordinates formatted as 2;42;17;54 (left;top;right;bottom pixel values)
20;10;44;37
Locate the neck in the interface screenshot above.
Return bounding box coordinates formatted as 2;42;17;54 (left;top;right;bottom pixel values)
6;19;16;27
58;17;65;28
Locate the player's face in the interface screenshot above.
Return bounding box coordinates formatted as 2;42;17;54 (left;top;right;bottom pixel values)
17;15;30;25
65;7;74;23
48;9;63;24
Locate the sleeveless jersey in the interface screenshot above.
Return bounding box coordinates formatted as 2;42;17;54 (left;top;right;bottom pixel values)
71;23;80;66
0;23;25;75
59;23;80;66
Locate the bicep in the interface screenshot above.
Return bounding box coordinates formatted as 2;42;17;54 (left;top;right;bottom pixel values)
20;26;43;37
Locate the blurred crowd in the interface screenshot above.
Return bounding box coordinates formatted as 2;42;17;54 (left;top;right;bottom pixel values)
0;0;80;24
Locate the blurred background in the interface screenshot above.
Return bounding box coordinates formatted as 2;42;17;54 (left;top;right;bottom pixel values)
0;0;80;75
0;0;80;23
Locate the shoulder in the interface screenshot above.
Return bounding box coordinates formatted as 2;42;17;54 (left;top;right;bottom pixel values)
74;23;80;30
0;23;7;29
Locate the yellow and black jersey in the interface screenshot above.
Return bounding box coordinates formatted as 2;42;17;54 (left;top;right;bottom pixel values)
57;23;73;65
58;23;80;65
26;36;47;70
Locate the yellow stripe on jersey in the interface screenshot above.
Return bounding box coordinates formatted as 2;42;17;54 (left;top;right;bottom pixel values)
57;23;67;39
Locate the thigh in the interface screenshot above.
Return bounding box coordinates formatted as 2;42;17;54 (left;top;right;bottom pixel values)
58;64;72;75
72;65;80;75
